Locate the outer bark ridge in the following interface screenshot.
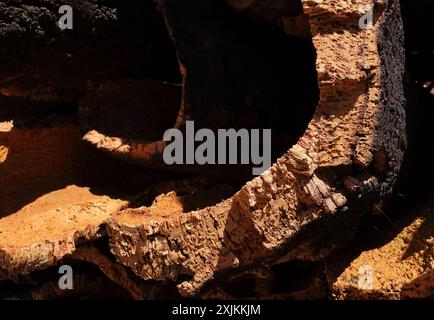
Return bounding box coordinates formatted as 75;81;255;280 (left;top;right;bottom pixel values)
107;0;406;297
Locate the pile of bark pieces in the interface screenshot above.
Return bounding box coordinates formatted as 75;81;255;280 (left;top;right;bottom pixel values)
0;0;432;299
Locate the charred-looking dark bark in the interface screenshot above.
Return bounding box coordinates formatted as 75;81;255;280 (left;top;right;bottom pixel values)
0;0;180;101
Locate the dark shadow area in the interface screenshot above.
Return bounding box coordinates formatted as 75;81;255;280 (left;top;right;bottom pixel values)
79;1;184;142
270;260;324;295
401;0;434;81
0;262;131;300
159;0;319;176
0;94;79;123
81;79;182;142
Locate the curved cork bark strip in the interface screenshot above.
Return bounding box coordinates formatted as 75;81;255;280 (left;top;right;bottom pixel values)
106;0;406;297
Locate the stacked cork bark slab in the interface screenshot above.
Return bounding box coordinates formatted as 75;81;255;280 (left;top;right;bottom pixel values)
0;0;410;299
106;0;407;297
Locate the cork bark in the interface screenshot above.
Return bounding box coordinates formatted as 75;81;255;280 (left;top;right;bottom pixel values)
106;0;407;297
0;0;409;299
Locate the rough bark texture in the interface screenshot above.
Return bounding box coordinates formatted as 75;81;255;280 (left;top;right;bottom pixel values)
106;0;407;297
0;0;412;299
